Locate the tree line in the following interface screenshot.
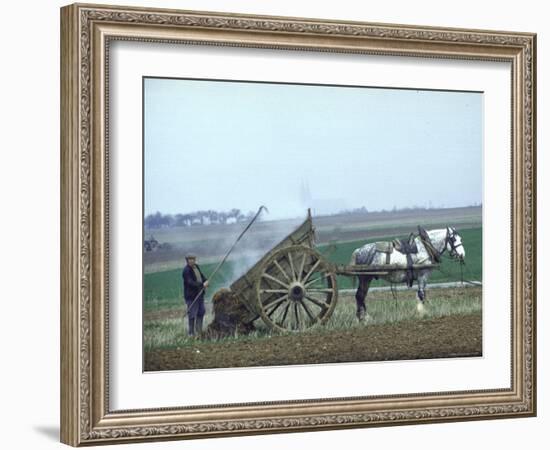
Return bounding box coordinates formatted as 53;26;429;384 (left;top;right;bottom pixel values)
338;202;482;216
144;209;254;229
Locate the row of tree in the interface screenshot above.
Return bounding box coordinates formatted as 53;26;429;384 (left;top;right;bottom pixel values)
338;203;482;216
144;209;254;229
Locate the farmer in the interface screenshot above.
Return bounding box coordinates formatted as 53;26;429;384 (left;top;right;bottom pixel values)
182;254;209;336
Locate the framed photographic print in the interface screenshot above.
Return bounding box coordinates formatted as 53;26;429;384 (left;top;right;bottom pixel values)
60;3;536;446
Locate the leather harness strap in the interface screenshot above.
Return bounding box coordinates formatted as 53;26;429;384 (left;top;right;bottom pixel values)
417;226;442;263
393;236;418;288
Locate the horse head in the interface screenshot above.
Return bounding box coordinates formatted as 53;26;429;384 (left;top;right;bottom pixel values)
445;227;465;261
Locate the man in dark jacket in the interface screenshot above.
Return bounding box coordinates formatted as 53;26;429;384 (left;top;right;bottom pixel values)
182;255;208;336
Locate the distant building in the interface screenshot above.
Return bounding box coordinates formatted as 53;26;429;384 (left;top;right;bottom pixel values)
144;235;159;252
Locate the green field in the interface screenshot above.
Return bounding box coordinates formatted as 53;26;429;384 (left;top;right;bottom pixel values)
144;287;482;353
144;227;482;312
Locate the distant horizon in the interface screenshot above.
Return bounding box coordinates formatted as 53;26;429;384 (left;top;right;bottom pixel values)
145;201;483;217
144;203;483;225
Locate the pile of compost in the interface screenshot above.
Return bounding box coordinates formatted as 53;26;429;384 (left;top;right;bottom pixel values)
203;288;255;339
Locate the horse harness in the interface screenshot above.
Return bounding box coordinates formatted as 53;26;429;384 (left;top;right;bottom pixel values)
445;227;464;258
417;226;441;263
367;234;420;287
393;234;419;287
374;226;460;287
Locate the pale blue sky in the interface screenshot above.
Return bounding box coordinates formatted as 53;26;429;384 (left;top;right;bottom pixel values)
144;77;482;219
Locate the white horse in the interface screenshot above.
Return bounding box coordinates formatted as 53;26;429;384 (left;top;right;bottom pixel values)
350;227;465;321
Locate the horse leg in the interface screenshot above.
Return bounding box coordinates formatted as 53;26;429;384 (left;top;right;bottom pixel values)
416;273;428;313
355;276;371;321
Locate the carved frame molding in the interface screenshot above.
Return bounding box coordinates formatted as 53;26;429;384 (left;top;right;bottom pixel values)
61;3;536;446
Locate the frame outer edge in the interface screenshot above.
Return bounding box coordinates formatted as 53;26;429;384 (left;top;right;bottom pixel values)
528;33;536;416
533;34;537;416
61;3;537;445
61;4;81;447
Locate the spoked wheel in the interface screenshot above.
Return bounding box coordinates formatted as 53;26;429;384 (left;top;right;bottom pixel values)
256;245;338;332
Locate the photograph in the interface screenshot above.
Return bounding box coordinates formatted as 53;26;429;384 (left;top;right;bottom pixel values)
58;2;536;446
142;77;483;371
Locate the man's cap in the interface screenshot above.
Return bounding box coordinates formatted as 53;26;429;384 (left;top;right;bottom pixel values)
185;254;197;260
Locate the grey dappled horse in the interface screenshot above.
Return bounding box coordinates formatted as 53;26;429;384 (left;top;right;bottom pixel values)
350;227;465;321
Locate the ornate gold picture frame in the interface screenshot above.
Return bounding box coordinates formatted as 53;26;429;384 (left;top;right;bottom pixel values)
60;3;536;446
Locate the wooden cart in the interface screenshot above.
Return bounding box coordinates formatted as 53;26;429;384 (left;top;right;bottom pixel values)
230;210;437;332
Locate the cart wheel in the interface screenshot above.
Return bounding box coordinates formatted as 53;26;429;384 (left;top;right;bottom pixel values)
256;245;338;332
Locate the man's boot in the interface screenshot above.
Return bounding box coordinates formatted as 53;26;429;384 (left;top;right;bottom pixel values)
188;317;195;336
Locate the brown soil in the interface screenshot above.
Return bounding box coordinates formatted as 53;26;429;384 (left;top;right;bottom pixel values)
144;313;482;371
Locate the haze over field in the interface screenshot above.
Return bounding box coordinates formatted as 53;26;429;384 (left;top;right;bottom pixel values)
144;78;483;220
144;205;482;274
